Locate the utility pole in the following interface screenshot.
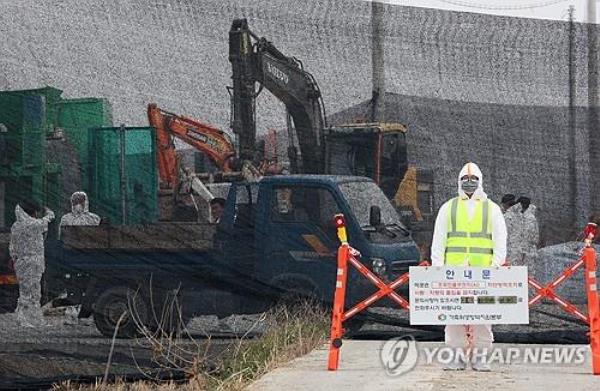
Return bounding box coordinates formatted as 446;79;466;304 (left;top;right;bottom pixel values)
371;0;385;122
569;5;578;232
569;5;589;234
588;0;598;109
588;0;598;218
566;5;589;233
589;0;597;26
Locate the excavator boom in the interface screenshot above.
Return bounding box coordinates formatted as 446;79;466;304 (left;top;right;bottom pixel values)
148;103;237;190
229;18;326;174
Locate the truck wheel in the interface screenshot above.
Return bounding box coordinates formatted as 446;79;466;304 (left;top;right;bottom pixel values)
93;286;148;338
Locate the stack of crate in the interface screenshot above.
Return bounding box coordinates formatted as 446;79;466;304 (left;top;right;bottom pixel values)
0;86;161;228
0;87;113;228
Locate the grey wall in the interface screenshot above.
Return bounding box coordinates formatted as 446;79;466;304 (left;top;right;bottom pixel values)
0;0;373;130
2;0;597;243
329;93;586;245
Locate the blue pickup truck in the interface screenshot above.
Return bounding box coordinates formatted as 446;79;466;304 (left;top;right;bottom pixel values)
45;175;421;337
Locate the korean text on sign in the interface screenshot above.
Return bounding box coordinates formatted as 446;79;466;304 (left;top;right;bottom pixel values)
409;266;529;325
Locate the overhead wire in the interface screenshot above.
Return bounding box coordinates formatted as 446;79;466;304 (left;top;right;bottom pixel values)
433;0;572;11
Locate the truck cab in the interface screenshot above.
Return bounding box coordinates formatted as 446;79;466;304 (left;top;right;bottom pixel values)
215;175;420;305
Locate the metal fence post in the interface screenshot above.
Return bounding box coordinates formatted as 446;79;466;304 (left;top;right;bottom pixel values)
584;246;600;374
328;214;349;371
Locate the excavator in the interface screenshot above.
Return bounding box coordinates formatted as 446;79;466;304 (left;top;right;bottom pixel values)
148;103;267;221
148;103;239;190
228;19;434;250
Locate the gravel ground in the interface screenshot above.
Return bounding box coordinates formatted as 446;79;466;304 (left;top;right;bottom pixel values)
0;310;268;389
355;302;590;344
0;306;591;390
0;268;593;389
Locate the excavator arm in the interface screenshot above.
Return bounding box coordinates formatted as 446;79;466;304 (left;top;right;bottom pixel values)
229;18;327;174
148;103;237;190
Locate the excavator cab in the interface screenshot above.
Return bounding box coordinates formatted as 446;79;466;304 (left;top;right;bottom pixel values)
325;123;407;197
324;122;433;223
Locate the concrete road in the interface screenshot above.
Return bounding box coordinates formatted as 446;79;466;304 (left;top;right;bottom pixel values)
249;341;600;391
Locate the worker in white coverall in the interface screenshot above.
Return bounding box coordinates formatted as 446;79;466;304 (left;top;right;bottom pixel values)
9;203;55;327
505;197;539;268
431;162;507;371
59;191;101;237
59;191;100;324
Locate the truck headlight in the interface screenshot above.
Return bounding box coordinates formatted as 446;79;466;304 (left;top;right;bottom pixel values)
371;257;387;277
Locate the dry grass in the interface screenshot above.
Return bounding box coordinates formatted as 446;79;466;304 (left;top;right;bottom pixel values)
205;303;329;390
52;301;329;391
53;379;193;391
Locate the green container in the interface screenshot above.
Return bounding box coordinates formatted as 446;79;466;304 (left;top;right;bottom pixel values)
0;87;59;227
27;86;62;135
89;126;158;225
0;93;46;171
57;97;113;190
0;87;117;228
0;170;52;226
0;87;62;134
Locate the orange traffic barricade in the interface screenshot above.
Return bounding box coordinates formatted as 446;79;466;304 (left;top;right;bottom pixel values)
525;222;600;375
327;214;427;371
327;215;600;375
584;223;600;375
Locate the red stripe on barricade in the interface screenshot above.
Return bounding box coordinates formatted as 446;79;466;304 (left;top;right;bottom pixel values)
583;246;600;374
0;274;18;285
327;232;427;370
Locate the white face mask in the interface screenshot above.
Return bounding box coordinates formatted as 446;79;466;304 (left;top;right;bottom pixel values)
73;204;84;213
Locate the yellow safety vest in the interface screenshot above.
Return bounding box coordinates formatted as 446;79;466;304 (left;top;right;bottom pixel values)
445;197;494;267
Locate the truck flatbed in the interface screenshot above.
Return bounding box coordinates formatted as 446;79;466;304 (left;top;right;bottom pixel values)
61;223;216;251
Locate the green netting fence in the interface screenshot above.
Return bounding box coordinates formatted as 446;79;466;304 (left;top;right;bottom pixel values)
88;126;158;225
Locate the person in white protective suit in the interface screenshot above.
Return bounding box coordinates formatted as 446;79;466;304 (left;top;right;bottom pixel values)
505;196;539;267
518;197;539;265
9;203;55;327
59;191;100;324
59;191;101;237
431;162;507;371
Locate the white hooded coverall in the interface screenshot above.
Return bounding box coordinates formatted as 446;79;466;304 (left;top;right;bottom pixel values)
9;204;55;326
59;191;101;237
430;162;507;351
505;202;539;267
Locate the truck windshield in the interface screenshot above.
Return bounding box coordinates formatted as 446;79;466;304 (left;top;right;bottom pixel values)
338;181;406;229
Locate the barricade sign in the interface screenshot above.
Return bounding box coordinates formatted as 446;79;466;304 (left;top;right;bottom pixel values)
327;215;600;375
409;266;529;325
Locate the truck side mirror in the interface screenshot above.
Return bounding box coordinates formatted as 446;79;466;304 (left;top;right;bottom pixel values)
369;205;381;227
